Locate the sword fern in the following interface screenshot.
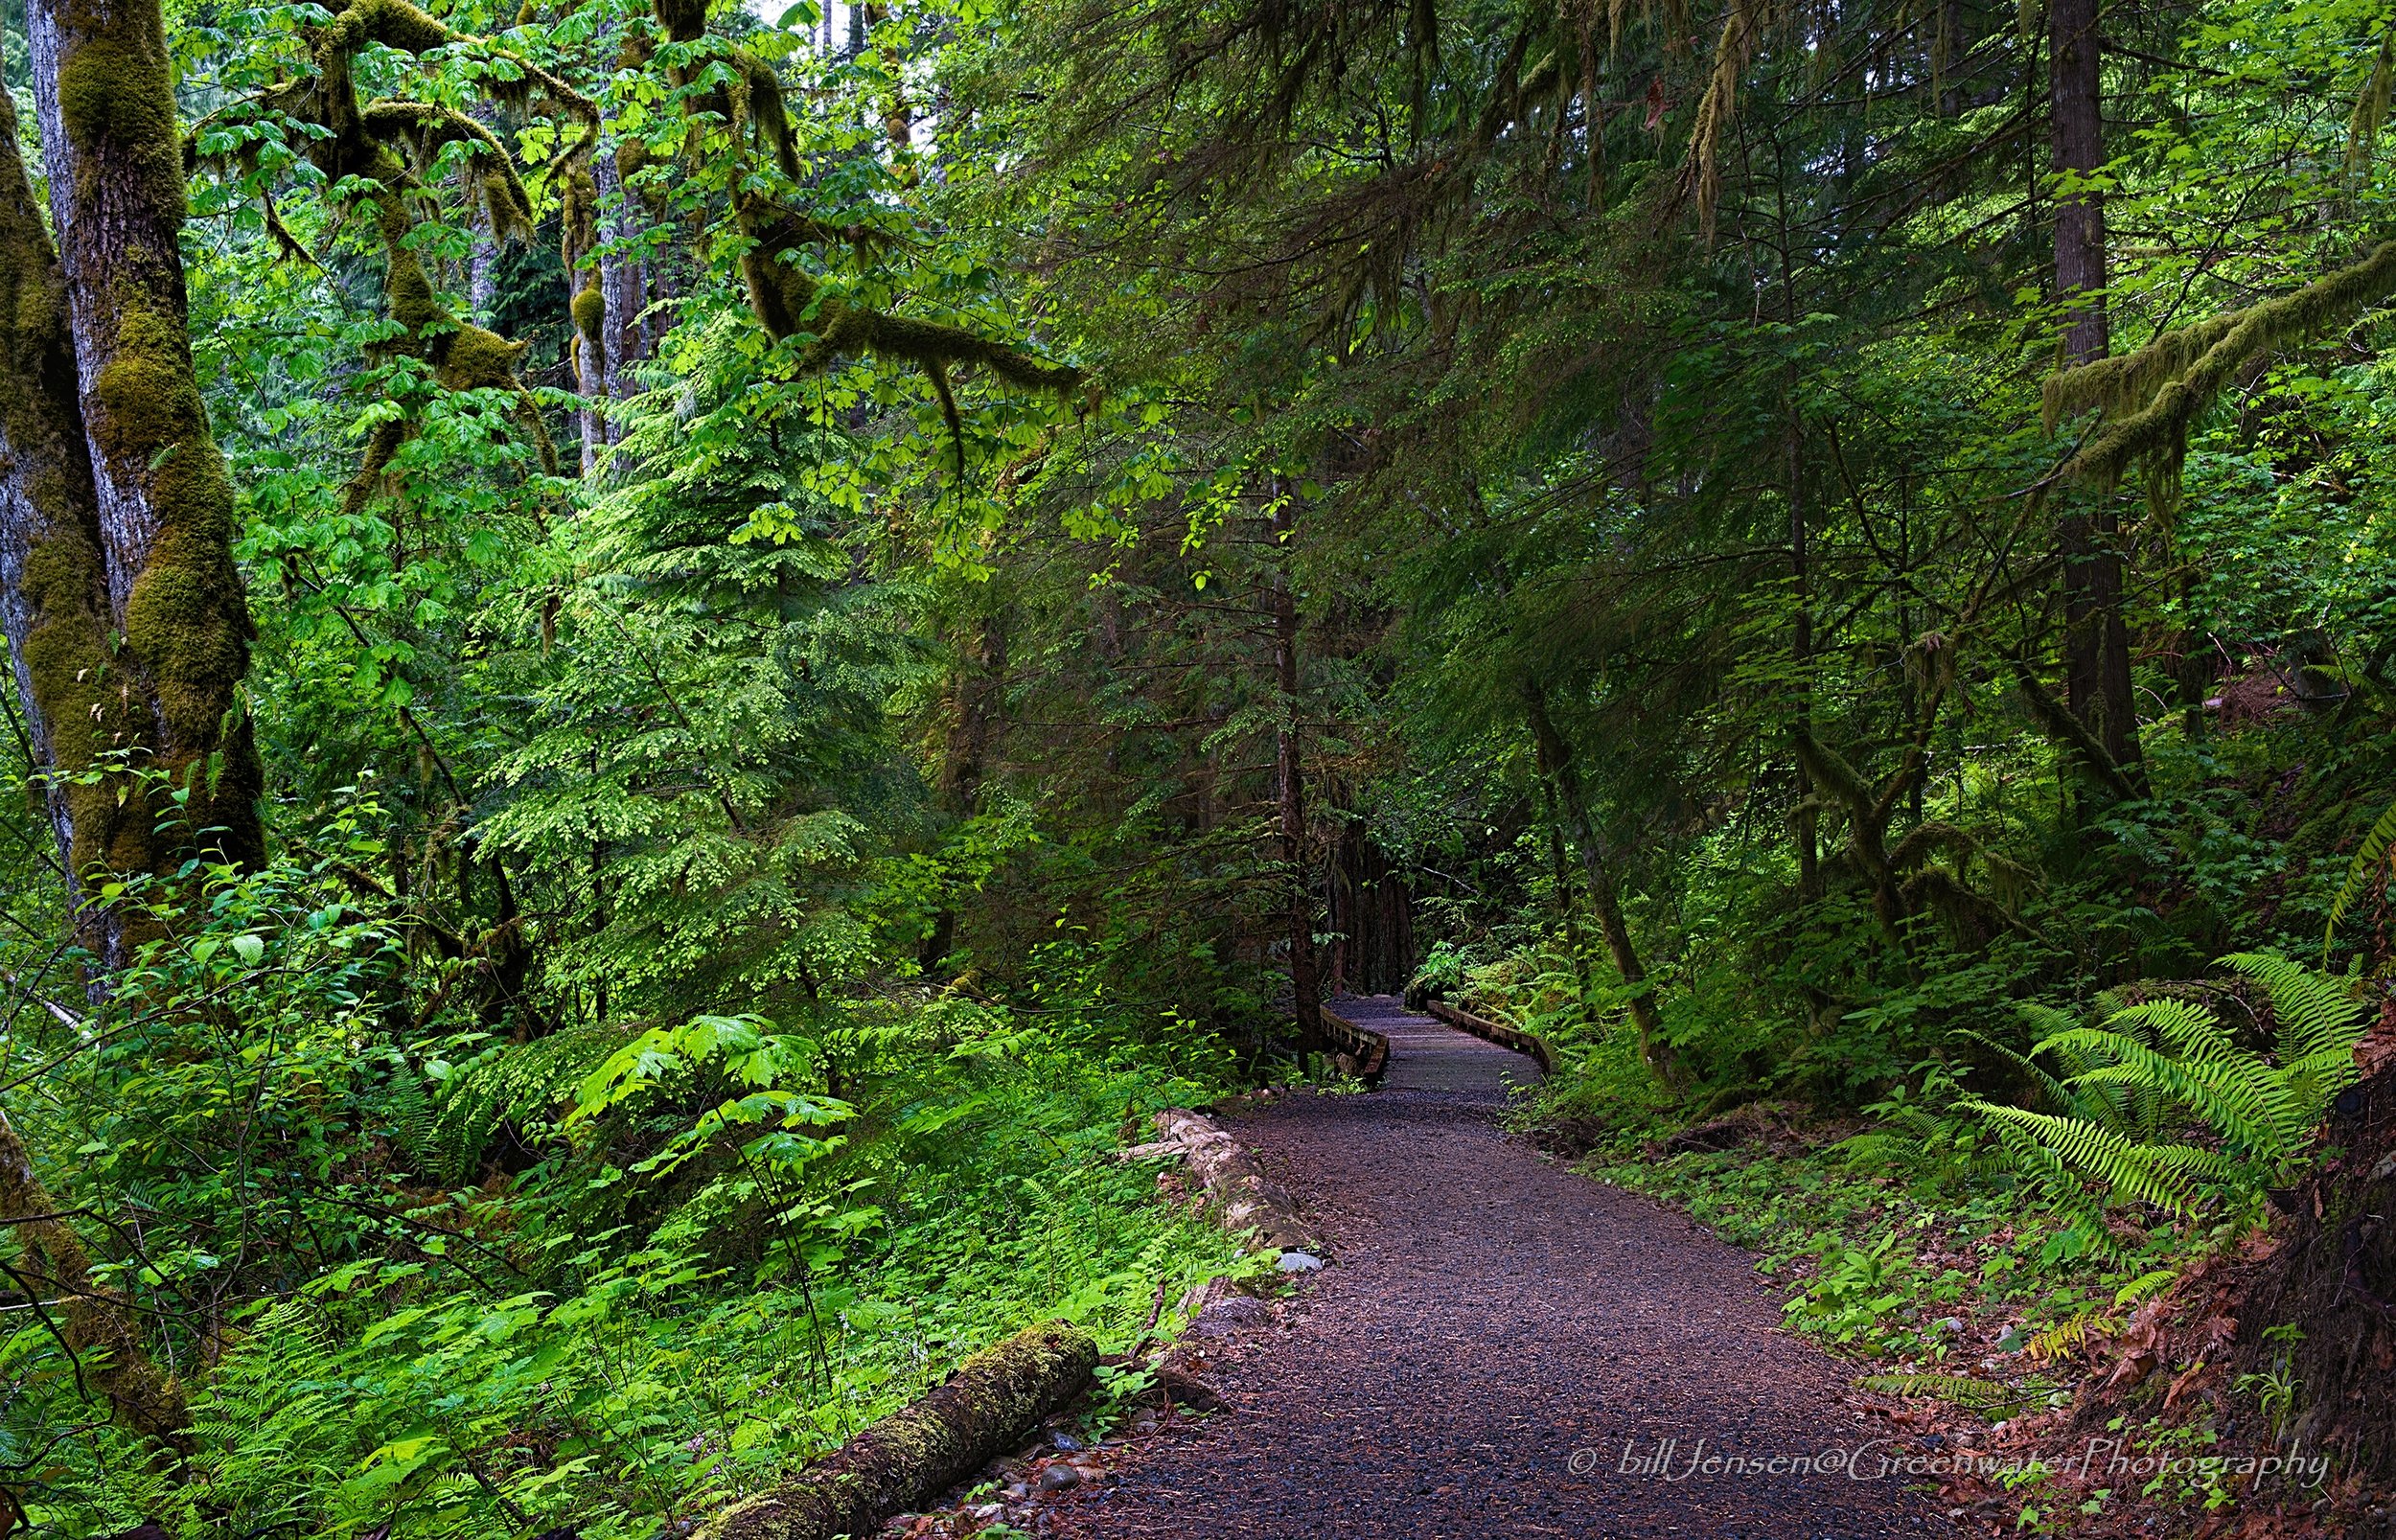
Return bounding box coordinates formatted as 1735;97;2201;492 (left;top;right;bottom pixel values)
1964;953;2370;1245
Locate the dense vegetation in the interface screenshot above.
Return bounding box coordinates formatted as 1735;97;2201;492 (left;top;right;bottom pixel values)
9;0;2396;1529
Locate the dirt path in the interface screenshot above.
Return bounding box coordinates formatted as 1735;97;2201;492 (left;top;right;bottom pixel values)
1061;997;1965;1539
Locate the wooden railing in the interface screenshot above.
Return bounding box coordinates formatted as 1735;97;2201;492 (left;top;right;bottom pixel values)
1421;999;1555;1073
1314;1004;1390;1082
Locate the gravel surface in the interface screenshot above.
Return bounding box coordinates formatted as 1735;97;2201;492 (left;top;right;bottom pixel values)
1060;999;1966;1539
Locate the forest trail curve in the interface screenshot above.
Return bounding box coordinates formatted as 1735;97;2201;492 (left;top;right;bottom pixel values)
1060;997;1965;1539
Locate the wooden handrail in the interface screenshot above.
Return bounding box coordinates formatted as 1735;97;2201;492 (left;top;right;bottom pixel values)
1421;999;1555;1073
1312;1004;1389;1083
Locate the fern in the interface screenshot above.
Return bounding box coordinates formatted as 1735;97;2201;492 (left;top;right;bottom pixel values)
1967;952;2372;1242
427;1019;638;1183
2325;798;2396;953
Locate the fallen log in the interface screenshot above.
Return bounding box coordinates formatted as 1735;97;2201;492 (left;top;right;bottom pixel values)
703;1319;1098;1540
1122;1108;1325;1253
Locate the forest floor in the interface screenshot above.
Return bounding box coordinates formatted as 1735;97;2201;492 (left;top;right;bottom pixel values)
1040;997;1976;1539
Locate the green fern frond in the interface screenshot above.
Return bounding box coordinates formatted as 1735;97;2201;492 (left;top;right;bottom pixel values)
2223;950;2368;1063
2060;1045;2283;1160
2101;1000;2245;1071
1971;1104;2205;1216
1953;1026;2075;1112
2112;1268;2178;1308
2325;799;2396;953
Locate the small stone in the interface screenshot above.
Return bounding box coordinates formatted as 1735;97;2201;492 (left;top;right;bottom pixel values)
1277;1250;1325;1274
1040;1462;1083;1491
1048;1429;1087;1452
1931;1316;1964;1337
1002;1483;1030;1501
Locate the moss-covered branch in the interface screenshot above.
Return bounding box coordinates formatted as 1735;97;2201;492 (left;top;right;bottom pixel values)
650;0;1082;461
2046;239;2396;500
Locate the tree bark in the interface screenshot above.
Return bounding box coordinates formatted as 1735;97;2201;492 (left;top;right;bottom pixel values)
1524;686;1687;1093
1536;774;1606;1037
25;0;265;879
0;89;153;951
2049;0;2142;792
1270;493;1323;1053
599;142;653;438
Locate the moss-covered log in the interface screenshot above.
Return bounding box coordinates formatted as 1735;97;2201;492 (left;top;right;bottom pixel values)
26;0;265;874
703;1320;1098;1540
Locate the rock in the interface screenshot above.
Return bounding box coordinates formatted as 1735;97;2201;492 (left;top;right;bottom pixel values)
1277;1250;1324;1274
1040;1462;1083;1491
1930;1316;1964;1337
1048;1429;1087;1452
1002;1483;1030;1501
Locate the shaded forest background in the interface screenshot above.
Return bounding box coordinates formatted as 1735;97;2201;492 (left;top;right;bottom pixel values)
9;0;2396;1529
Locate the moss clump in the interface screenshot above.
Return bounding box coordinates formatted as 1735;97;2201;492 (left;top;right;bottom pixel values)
572;282;606;347
53;34;183;213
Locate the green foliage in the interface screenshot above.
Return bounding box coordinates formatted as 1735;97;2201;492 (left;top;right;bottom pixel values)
1961;952;2371;1246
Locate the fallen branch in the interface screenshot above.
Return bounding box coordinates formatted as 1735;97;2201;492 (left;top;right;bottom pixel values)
703;1320;1099;1540
1122;1109;1326;1253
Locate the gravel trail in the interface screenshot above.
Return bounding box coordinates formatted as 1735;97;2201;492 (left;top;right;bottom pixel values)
1062;997;1964;1539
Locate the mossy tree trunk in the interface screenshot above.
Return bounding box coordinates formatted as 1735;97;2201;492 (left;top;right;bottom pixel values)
24;0;266;882
0;81;186;965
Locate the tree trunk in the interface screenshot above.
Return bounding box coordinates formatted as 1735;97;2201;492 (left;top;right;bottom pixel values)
1271;494;1323;1052
2049;0;2142;793
24;0;265;885
2232;1037;2396;1482
1525;686;1687;1093
0;90;153;951
1536;774;1606;1036
599;143;653;439
919;612;1005;974
1325;802;1413;997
